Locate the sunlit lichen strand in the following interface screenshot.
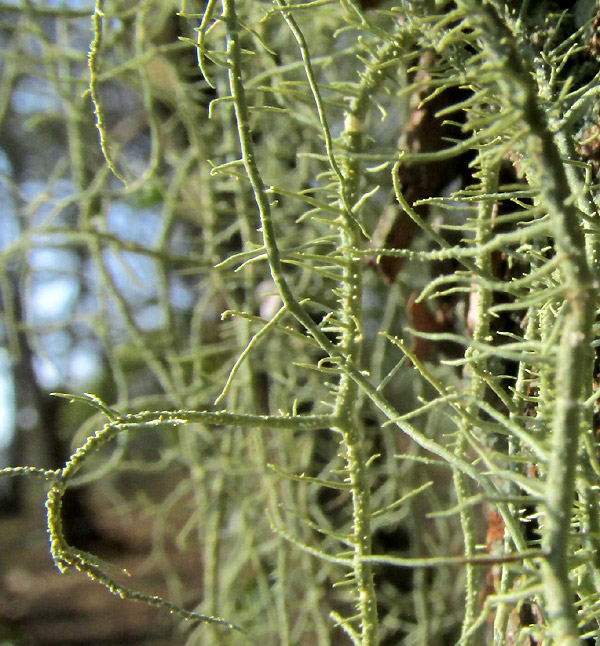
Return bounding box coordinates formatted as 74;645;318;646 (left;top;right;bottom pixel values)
224;0;406;641
1;399;336;636
454;154;501;644
461;3;597;644
87;0;125;184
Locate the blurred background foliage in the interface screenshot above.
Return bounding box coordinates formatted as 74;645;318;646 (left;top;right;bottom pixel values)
1;0;600;645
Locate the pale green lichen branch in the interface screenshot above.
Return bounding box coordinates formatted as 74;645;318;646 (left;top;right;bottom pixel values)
88;0;126;184
461;3;597;644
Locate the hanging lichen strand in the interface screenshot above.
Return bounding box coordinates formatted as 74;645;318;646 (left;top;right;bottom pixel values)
2;1;600;644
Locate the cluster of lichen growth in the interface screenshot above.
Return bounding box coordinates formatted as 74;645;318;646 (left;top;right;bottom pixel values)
3;1;600;645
